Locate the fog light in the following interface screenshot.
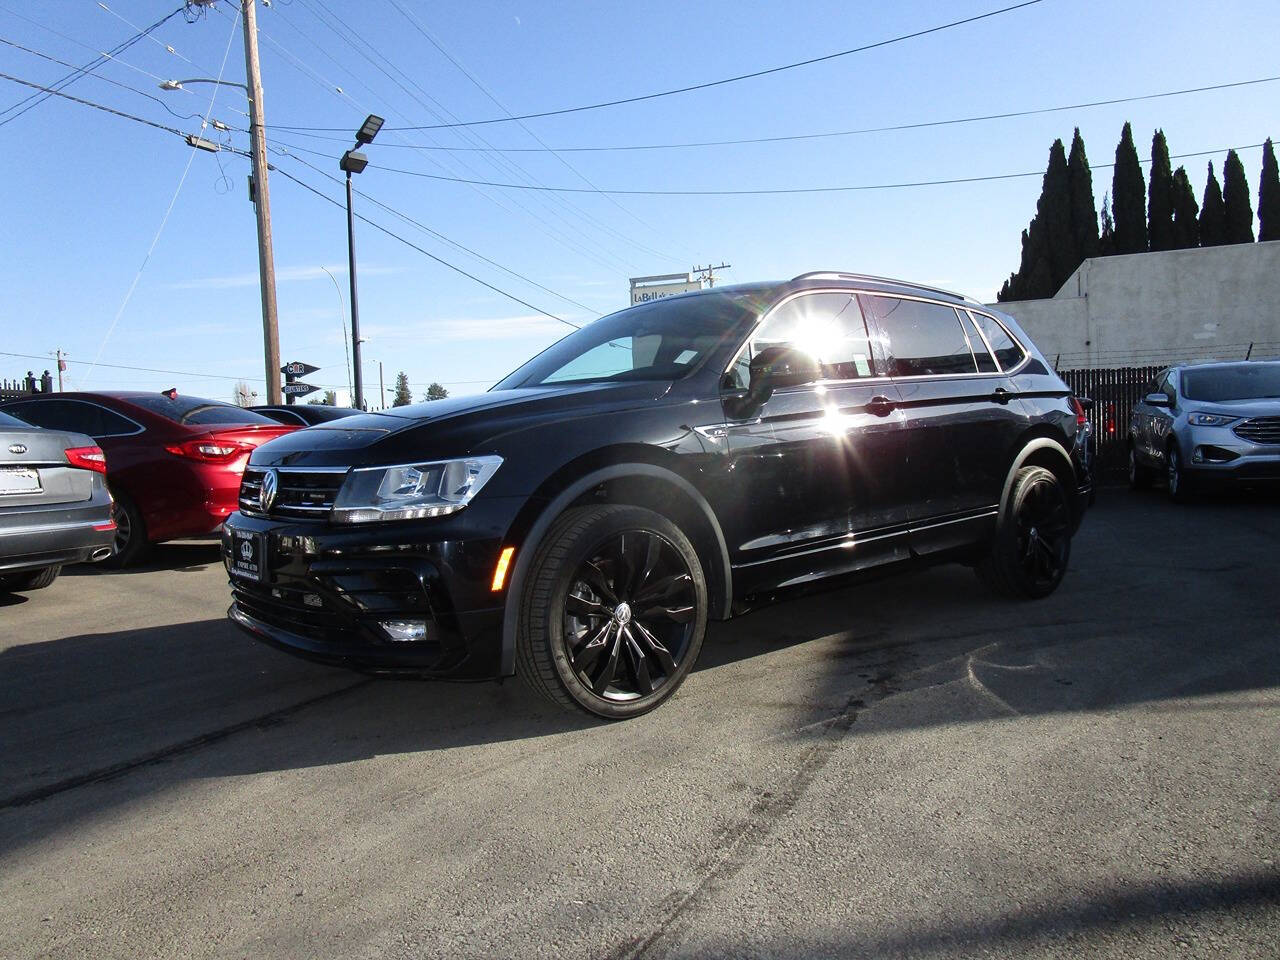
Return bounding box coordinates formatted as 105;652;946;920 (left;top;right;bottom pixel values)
380;619;429;642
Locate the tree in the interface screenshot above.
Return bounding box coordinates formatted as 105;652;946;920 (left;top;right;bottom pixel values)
1147;129;1175;252
997;139;1073;301
1259;138;1280;242
1098;193;1116;256
1199;161;1227;247
1066;128;1100;262
422;382;449;402
1170;166;1199;249
1222;149;1255;244
1111;122;1148;254
307;390;338;406
232;381;255;407
392;371;413;407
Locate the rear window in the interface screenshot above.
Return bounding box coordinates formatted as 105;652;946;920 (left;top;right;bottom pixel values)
0;410;29;428
128;395;278;426
1182;365;1280;402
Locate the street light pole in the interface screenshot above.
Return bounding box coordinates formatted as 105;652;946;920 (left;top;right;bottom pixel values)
339;114;383;412
344;169;364;411
240;0;281;404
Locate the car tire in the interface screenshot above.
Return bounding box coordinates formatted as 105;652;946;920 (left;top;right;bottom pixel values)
1128;444;1153;490
1166;443;1193;503
976;465;1072;600
517;504;708;720
0;564;61;592
106;488;150;568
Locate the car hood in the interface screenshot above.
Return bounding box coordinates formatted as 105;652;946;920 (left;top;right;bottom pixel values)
1184;398;1280;417
249;380;673;467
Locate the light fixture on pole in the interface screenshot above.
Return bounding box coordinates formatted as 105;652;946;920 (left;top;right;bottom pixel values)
339;113;383;411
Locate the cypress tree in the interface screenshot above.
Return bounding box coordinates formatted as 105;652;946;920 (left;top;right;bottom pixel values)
1222;149;1255;243
1259;138;1280;242
1111;122;1148;254
1039;138;1076;290
1199;162;1226;247
1147;130;1175;251
1066;128;1099;263
1098;193;1116;256
1170;166;1199;249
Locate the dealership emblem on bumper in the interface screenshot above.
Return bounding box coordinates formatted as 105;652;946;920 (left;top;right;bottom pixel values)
260;468;279;512
7;443;27;455
239;540;254;561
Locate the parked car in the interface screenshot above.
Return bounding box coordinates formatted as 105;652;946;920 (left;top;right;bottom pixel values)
0;392;297;564
1128;361;1280;501
223;272;1092;719
251;404;362;427
0;410;114;591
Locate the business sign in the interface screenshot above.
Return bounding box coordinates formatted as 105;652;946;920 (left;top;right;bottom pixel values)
281;381;319;397
629;272;703;306
282;361;320;378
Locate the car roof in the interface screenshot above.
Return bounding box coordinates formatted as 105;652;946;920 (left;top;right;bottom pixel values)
647;273;975;309
1173;360;1280;372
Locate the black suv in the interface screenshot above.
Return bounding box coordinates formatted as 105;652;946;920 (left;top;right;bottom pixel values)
224;272;1091;718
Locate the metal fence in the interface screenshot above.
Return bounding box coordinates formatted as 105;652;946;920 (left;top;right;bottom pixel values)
1058;365;1162;483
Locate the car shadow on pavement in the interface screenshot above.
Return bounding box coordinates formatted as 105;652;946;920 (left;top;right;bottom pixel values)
2;492;1278;861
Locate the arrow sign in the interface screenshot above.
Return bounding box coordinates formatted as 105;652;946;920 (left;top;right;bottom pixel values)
281;381;319;397
281;361;320;378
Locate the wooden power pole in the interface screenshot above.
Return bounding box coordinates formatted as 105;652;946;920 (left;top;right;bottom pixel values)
241;0;281;404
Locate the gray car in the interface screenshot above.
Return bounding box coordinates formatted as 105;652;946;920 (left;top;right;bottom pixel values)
1128;361;1280;500
0;410;115;591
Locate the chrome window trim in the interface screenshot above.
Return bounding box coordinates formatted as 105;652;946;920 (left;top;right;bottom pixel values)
964;309;1030;376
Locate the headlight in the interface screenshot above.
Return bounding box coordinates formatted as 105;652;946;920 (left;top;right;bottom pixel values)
1187;412;1239;427
332;455;502;522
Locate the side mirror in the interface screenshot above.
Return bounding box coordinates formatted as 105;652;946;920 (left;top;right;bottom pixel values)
747;345;821;405
1144;392;1171;407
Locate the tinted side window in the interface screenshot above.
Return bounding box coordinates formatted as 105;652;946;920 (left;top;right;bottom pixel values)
970;312;1026;371
1;400;81;433
959;312;998;373
726;292;880;389
861;296;977;377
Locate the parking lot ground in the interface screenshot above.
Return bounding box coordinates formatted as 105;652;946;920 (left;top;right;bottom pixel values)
1;491;1277;959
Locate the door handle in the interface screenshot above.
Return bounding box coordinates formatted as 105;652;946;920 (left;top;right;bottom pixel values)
867;395;896;417
990;387;1011;405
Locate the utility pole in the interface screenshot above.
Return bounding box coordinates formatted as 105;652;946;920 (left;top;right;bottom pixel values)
378;361;385;412
53;349;65;391
240;0;281;404
693;263;732;288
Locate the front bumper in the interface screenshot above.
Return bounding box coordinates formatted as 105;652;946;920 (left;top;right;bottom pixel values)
222;502;521;679
1179;425;1280;483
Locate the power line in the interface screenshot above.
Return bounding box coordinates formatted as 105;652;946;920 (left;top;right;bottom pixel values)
0;5;185;127
269;0;1045;132
0;70;192;138
269;74;1280;154
0;350;256;382
364;142;1271;196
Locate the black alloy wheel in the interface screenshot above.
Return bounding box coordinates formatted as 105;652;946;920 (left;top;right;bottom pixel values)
976;465;1072;600
518;504;707;719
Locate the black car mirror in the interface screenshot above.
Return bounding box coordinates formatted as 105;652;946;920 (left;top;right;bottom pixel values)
1144;392;1171;407
748;345;820;399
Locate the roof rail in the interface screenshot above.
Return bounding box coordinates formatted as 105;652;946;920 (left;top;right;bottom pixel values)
790;271;977;304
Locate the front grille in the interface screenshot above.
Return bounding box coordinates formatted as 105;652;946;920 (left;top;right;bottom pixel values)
240;466;348;519
1233;417;1280;445
232;580;363;645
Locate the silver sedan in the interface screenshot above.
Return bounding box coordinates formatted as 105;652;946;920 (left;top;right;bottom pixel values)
0;410;115;591
1128;361;1280;501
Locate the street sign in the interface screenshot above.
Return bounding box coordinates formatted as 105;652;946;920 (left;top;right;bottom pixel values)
281;381;319;397
281;361;320;377
629;272;703;306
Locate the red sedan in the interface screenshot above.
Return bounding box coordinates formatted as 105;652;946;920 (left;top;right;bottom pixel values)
0;391;297;564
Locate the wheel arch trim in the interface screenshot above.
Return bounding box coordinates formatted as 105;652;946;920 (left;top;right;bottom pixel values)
499;463;733;676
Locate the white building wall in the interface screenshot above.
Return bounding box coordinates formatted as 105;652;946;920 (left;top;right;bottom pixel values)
987;240;1280;369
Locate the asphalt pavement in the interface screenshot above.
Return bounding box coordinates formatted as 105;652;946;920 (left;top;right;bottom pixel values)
1;491;1277;959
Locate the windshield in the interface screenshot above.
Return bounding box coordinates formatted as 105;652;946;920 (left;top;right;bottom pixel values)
493;291;760;389
127;394;279;426
1182;364;1280;402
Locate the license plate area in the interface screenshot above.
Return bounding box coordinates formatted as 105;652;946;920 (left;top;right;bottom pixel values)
0;466;42;496
230;529;265;582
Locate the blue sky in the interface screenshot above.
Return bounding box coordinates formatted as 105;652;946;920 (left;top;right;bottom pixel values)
1;0;1276;405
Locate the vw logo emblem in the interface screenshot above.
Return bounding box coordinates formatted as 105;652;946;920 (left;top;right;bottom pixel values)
7;443;27;455
239;540;254;561
260;468;279;512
